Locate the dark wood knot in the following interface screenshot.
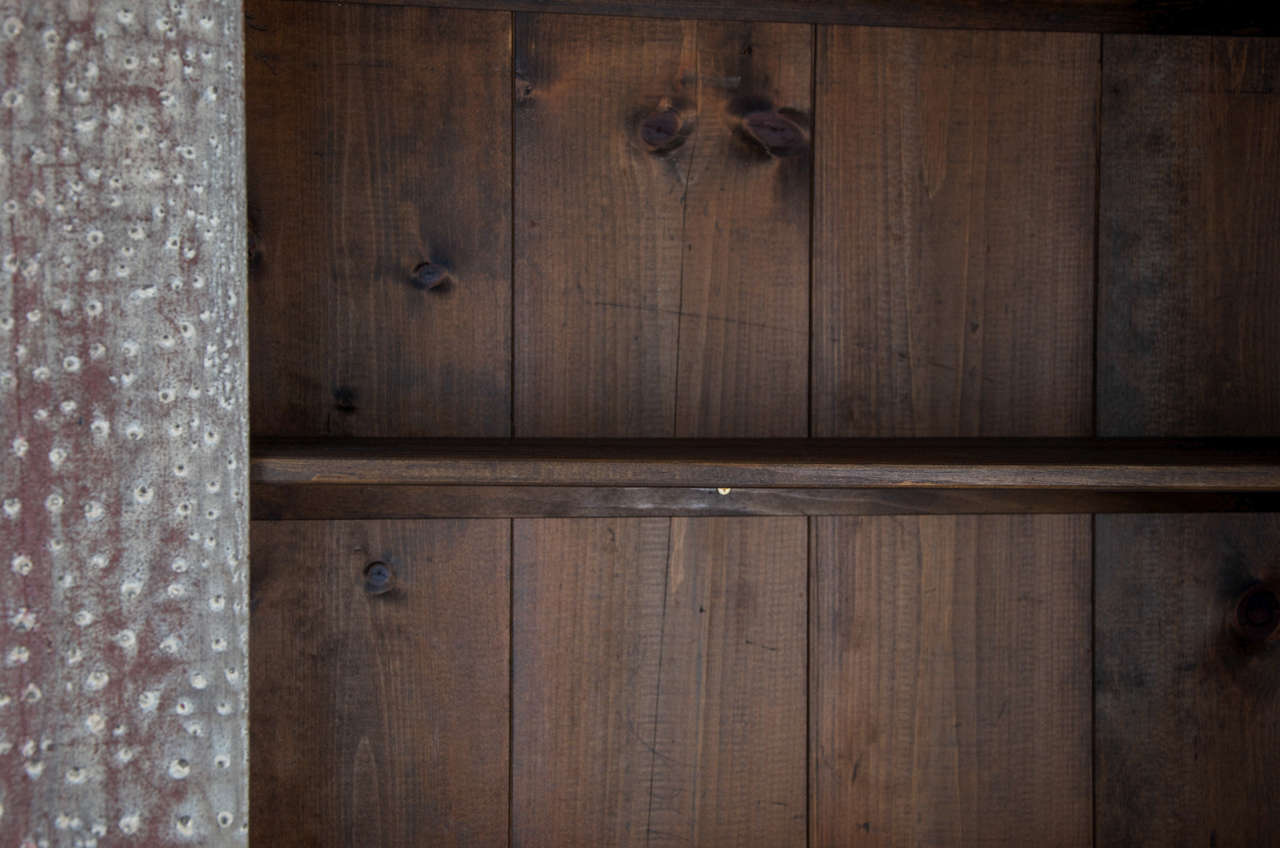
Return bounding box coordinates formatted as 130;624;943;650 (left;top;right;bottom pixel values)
742;110;808;158
1233;583;1279;643
409;261;450;291
639;109;687;154
364;561;395;596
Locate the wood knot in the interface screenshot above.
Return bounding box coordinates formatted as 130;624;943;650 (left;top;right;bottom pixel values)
1233;583;1279;644
409;260;451;292
332;385;358;414
515;72;535;106
364;561;395;596
639;108;689;154
741;110;808;158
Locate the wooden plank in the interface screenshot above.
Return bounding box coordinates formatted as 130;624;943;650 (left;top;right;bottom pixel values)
811;516;1093;845
251;484;1280;519
1098;36;1280;437
251;520;509;846
246;0;511;437
812;27;1098;438
301;0;1280;37
1096;35;1280;848
512;518;806;845
513;15;810;437
250;438;1280;490
1095;515;1280;845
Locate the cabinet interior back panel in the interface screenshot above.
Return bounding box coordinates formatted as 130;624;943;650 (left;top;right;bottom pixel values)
246;0;512;437
243;1;1280;844
1095;35;1280;847
513;15;812;437
811;27;1099;438
811;515;1093;846
512;517;808;846
1098;36;1280;438
250;520;510;847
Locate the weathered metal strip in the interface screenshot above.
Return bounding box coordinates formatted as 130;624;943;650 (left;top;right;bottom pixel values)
0;0;248;843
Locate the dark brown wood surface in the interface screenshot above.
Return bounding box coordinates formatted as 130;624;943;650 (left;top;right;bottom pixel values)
512;518;807;845
250;520;510;846
1098;36;1280;438
252;483;1280;520
303;0;1280;36
514;15;810;437
250;438;1280;490
811;27;1098;438
1095;35;1280;848
1095;515;1280;845
811;515;1093;845
246;0;511;437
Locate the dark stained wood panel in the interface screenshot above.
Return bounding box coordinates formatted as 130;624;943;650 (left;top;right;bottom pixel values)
512;518;806;845
1098;36;1280;437
246;0;511;437
306;0;1280;37
1095;515;1280;846
514;15;810;437
252;483;1280;520
1096;35;1280;848
811;516;1092;846
250;520;510;847
250;438;1280;490
812;27;1098;438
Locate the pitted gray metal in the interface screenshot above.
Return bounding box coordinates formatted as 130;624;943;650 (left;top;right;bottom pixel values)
0;0;247;842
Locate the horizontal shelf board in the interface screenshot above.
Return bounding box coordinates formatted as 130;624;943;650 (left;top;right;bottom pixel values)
251;484;1280;519
251;439;1280;491
294;0;1280;35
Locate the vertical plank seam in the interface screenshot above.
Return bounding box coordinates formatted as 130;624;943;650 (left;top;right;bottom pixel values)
670;26;700;436
645;518;677;845
1092;34;1104;440
509;517;516;846
1091;35;1105;848
1090;512;1098;848
805;514;815;848
510;12;519;438
807;23;818;440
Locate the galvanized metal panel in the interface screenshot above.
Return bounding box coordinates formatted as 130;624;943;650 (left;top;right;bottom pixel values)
0;0;248;843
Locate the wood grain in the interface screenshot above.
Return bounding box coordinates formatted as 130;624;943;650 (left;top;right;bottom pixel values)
250;438;1280;490
512;518;806;845
811;516;1093;846
251;520;509;846
1098;36;1280;437
251;483;1280;520
1095;515;1280;846
246;0;511;437
303;0;1280;36
514;15;810;436
812;27;1098;438
1095;35;1280;848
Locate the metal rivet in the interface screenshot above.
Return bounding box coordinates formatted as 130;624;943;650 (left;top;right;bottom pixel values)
364;561;395;596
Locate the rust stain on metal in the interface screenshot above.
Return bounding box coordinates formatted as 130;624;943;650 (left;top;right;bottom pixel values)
0;0;248;843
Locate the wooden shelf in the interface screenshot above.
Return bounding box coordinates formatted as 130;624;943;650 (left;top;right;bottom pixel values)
251;439;1280;517
301;0;1279;36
